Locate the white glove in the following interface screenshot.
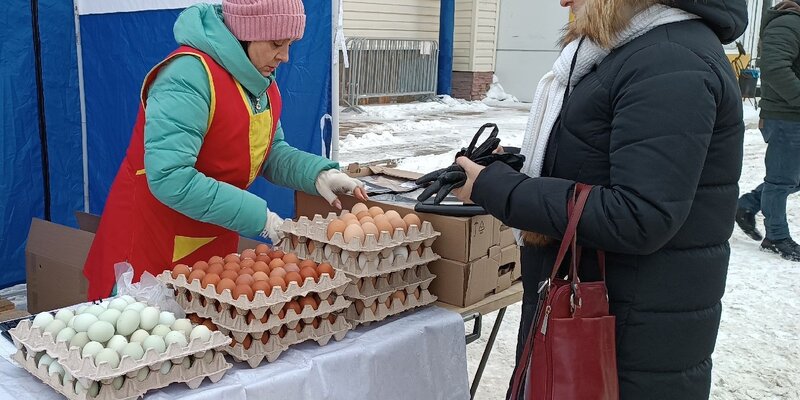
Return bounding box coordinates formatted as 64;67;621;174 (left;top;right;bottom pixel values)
260;211;286;244
315;169;367;209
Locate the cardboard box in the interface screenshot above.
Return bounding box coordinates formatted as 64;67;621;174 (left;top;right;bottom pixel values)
500;244;519;267
496;245;521;292
499;224;516;248
428;256;500;307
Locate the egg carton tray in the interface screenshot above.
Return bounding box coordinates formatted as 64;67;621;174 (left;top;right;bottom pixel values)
279;213;440;255
14;347;229;400
9;318;231;382
345;289;438;328
221;315;351;368
178;289;352;333
344;264;436;304
283;236;440;278
159;269;350;315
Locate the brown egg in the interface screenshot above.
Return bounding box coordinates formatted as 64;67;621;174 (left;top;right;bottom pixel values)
240;258;255;269
358;216;375;225
171;264;191;279
389;217;407;232
269;276;287;292
285;272;303;286
223;262;240;272
403;213;422;229
224;254;241;264
327;295;336;306
187;269;206;284
260;332;271;344
256;254;271;264
417;246;425;256
252;280;272;296
307;241;316;254
220;269;239;281
300;267;319;284
326;219;348;240
208;256;224;265
299;296;319;311
269;250;285;259
207;263;224;276
256;243;270;255
240;267;255;276
368;206;384;217
282;253;300;265
355;211;371;221
202;319;218;332
351;203;369;215
253;261;270;274
253;271;269;282
294;323;303;334
241;249;257;260
354;300;365;314
188;314;204;324
291;234;300;249
341;213;359;223
236;274;255;287
414;288;422;300
317;263;335;279
284;300;302;316
278;327;288;338
343;224;365;244
269;267;287;279
201;273;221;289
299;259;317;269
260;311;270;323
385;210;401;221
361;222;379;240
393;290;407;305
283;263;300;274
278;309;286;319
192;261;209;272
373;215;393;234
229;338;238;348
229;307;239;319
269;258;285;270
216;278;236;295
311;318;321;329
384;297;393;309
370;302;379;314
246;311;257;324
327;314;338;325
242;335;253;350
233;284;254;301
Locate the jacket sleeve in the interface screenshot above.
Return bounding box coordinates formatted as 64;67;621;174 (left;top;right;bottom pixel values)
472;44;719;255
760;17;800;105
144;55;269;238
261;122;339;195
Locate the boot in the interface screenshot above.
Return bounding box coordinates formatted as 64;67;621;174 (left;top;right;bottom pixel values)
735;208;763;241
761;238;800;262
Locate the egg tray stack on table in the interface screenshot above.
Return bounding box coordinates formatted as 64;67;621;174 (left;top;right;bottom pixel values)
279;203;440;327
158;245;352;368
8;297;232;400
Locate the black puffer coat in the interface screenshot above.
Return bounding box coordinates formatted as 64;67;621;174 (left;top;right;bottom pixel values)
472;2;748;399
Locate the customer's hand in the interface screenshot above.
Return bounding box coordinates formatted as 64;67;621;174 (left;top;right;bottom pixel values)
453;157;485;204
315;169;369;209
260;211;286;244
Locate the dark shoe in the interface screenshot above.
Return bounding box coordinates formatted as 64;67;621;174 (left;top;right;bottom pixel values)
736;208;763;241
761;238;800;262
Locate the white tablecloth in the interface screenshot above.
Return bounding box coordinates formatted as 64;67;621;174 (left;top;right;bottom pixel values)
0;307;469;400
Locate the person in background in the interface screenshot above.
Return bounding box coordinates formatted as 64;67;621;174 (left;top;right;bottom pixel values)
454;0;747;398
736;0;800;261
84;0;366;299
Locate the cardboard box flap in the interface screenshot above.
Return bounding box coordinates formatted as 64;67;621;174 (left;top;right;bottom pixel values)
74;212;101;234
27;219;95;265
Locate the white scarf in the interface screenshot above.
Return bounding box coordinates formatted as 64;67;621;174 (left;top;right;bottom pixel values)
514;5;698;245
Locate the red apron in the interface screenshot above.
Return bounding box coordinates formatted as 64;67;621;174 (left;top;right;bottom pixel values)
84;46;282;300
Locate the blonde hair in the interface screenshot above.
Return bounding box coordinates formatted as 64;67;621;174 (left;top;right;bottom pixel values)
562;0;661;48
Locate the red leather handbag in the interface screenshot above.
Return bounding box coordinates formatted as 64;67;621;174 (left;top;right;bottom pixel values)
509;183;619;400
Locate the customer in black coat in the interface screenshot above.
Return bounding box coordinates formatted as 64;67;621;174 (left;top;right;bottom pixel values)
454;0;748;398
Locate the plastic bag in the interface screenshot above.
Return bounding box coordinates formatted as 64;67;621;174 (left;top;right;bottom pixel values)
114;262;185;318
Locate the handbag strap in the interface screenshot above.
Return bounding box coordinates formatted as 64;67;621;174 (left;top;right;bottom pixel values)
549;184;592;282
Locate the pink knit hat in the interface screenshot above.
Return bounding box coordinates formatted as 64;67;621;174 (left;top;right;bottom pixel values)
222;0;306;42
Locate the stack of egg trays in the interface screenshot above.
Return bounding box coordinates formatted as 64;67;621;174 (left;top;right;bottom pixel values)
159;271;352;368
9;314;231;400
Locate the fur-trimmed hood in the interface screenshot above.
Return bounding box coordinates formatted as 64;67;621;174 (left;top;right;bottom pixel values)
565;0;748;48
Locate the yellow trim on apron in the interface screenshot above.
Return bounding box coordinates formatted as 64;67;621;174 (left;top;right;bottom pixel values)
172;235;217;263
235;82;274;186
140;52;217;128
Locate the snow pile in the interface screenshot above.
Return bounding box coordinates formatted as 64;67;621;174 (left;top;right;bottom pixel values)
350;96;490;121
485;75;519;102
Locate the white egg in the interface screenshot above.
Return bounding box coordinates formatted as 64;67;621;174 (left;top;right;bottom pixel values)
109;298;128;311
32;312;54;328
56;327;77;343
203;350;214;364
37;354;54;369
142;335;166;354
158;311;176;327
180;356;191;369
150;324;171;338
139;307;160;331
67;316;76;329
98;309;121;325
171;319;192;337
75;305;88;315
62;369;75;387
120;295;136;304
48;361;64;378
106;335;128;354
84;305;105;317
135;367;149;382
55;309;74;324
95;348;121;368
72;314;99;333
129;329;150;344
44;319;66;336
189;325;212;342
87;321;115;343
69;332;90;350
164;331;188;347
75;380;99;397
159;361;172;375
121;342;145;361
112;376;125;390
98;301;110;309
116;310;140;336
124;302;146;312
81;341;104;359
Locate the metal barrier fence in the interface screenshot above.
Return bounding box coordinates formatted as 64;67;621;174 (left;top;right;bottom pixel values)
342;38;439;112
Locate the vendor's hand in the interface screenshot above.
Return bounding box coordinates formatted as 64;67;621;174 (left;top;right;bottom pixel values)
494;145;504;154
453;157;485;204
260;211;286;244
315;169;369;210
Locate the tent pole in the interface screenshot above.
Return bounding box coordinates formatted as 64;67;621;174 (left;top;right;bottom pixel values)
330;0;341;163
30;0;51;221
73;0;90;212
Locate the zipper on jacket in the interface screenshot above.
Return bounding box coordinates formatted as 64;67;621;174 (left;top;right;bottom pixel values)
540;306;552;335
